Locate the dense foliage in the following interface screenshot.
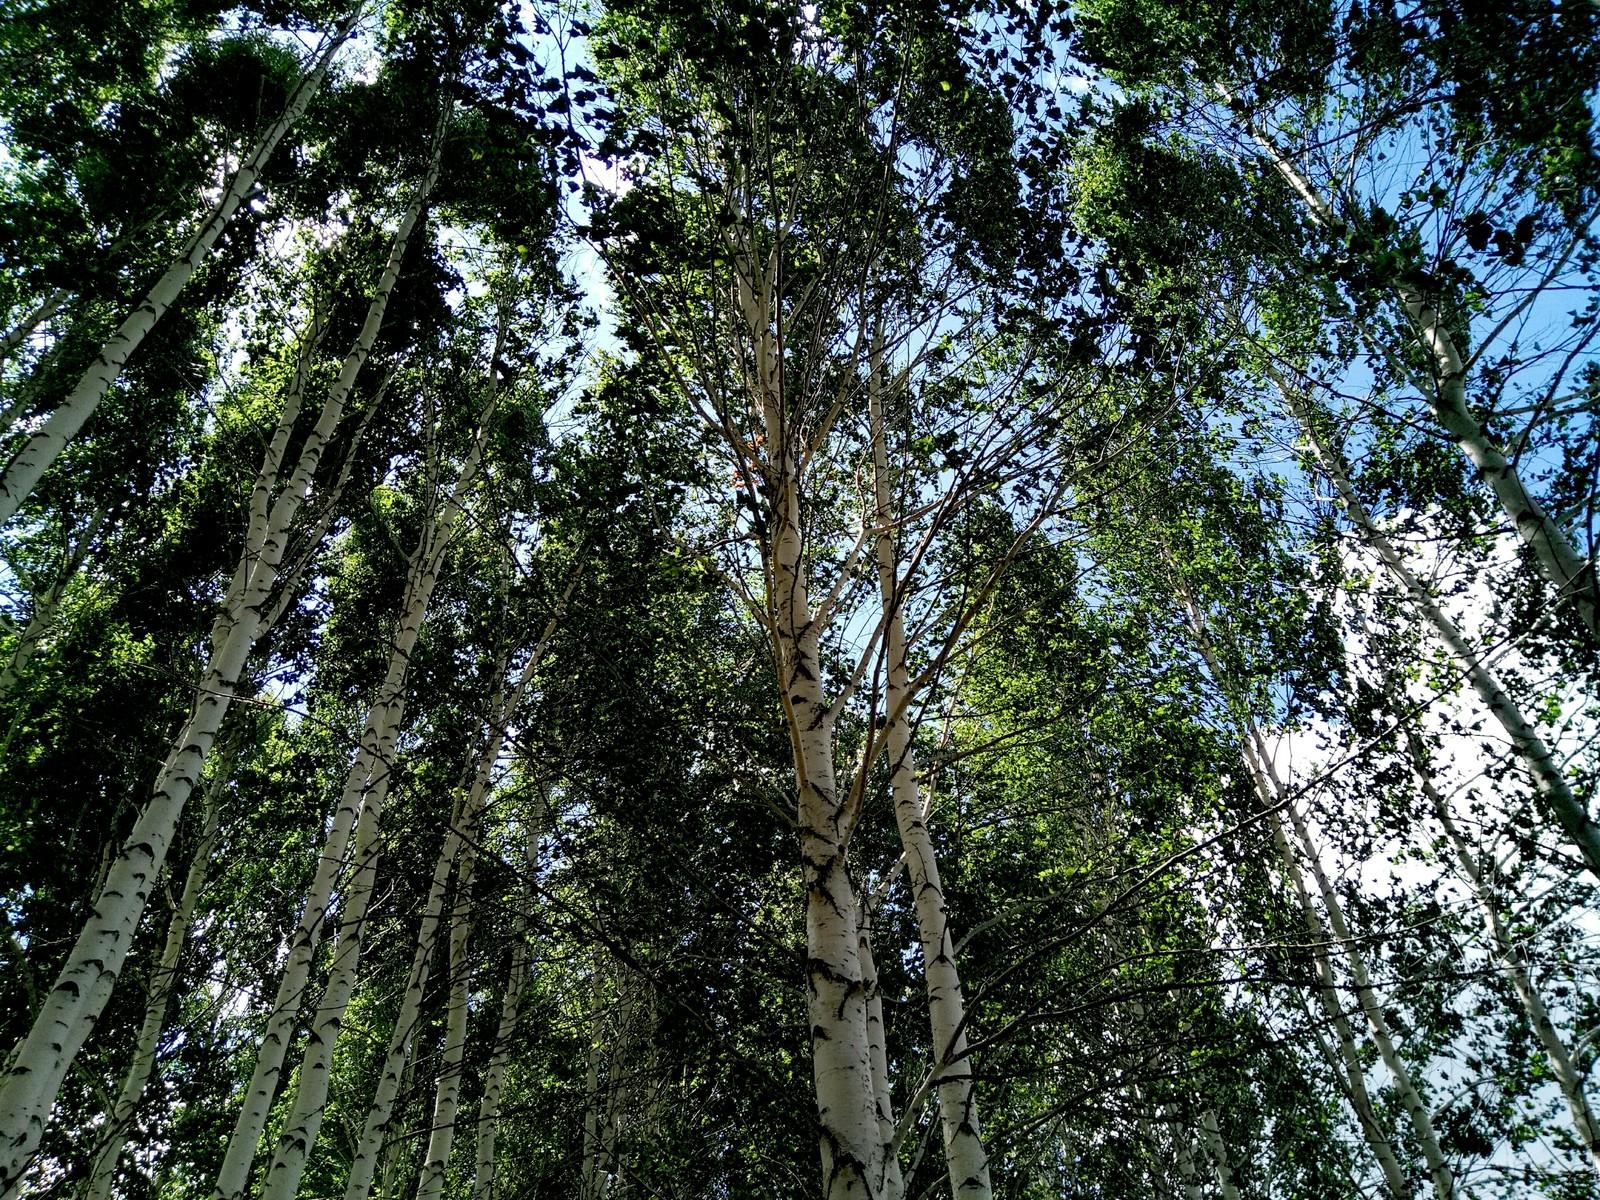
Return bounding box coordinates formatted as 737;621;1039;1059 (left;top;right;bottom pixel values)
0;1;1595;1198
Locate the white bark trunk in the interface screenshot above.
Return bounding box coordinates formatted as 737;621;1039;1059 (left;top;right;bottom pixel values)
0;165;427;1182
0;288;69;369
343;590;565;1200
0;13;361;523
1279;380;1600;877
732;266;890;1200
1220;91;1599;639
1199;1111;1240;1200
470;819;543;1200
1265;756;1455;1200
78;749;230;1200
256;403;489;1200
1170;1110;1204;1200
202;144;445;1200
0;508;106;704
1260;780;1414;1198
867;344;989;1200
1407;732;1600;1176
856;899;899;1181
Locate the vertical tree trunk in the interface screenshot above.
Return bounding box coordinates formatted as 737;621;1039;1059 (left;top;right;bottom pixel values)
856;898;898;1172
736;264;891;1200
470;814;544;1200
867;339;990;1200
1256;744;1455;1200
0;138;438;1185
1406;732;1600;1176
200;142;446;1200
1219;90;1599;640
0;11;362;523
1277;379;1600;878
0;508;106;705
1258;774;1413;1199
1199;1111;1241;1200
78;743;233;1200
581;964;613;1200
1170;1110;1205;1200
343;589;566;1200
255;406;490;1200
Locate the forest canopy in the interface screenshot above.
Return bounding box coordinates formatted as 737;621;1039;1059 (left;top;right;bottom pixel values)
0;1;1596;1198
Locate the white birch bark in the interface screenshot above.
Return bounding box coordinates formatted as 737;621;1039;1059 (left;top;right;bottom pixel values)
0;507;106;704
1170;1110;1205;1200
78;746;231;1200
1264;756;1455;1200
0;143;435;1186
201;142;447;1200
867;343;990;1200
0;13;362;523
1243;752;1413;1199
735;265;891;1199
1199;1111;1241;1200
412;718;496;1200
1406;732;1600;1176
1220;91;1599;639
1278;379;1600;877
470;817;544;1200
856;898;899;1191
0;289;69;368
343;592;566;1200
256;404;491;1200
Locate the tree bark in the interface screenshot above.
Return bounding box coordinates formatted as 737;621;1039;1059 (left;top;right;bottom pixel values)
1175;574;1413;1199
78;745;232;1200
0;11;362;523
199;143;445;1200
1256;744;1455;1200
1277;378;1600;878
0;508;106;705
255;399;490;1200
1406;731;1600;1177
1199;1111;1241;1200
867;340;990;1200
733;262;893;1200
470;815;544;1200
0;141;436;1185
1219;89;1599;640
343;588;566;1200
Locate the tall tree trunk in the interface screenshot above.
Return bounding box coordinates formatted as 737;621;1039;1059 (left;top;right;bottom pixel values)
1261;780;1413;1198
1199;1111;1241;1200
198;143;446;1200
1170;1109;1205;1200
580;963;614;1200
255;405;490;1200
1405;731;1600;1176
1218;88;1600;640
343;589;566;1200
0;11;362;523
1277;378;1600;878
867;338;990;1200
78;742;234;1200
0;507;106;705
0;141;437;1186
857;897;898;1176
1175;576;1413;1199
0;288;69;368
1252;742;1455;1200
736;264;893;1200
470;812;544;1200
